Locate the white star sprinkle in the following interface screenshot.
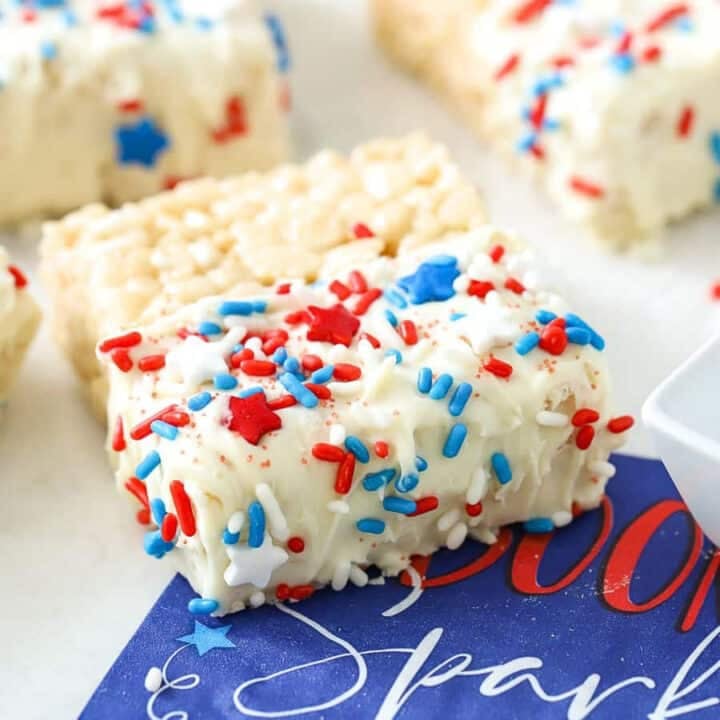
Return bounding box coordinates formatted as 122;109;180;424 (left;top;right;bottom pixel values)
224;534;288;589
165;327;243;387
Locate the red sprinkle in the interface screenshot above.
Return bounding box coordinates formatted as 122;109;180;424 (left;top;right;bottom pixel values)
569;176;605;199
468;279;495;299
335;452;356;494
329;279;352;300
576;425;595;450
616;31;633;55
289;584;315;601
240;359;277;376
712;281;720;301
305;383;332;400
529;93;548;131
333;363;362;382
301;354;323;371
347;270;368;294
161;410;190;427
512;0;552;24
230;348;254;368
125;477;150;525
170;480;196;537
110;348;133;373
483;357;513;379
645;4;689;33
211;96;248;143
374;441;389;458
494;52;520;81
489;245;505;263
161;513;178;542
408;496;440;517
116;98;144;113
7;265;28;289
676;105;694;138
138;354;166;372
539;325;568;356
99;331;142;353
642;45;662;63
285;310;311;325
130;405;179;441
112;415;126;452
360;332;381;349
287;536;305;553
466;501;484;517
504;277;526;295
312;443;345;462
607;415;635;434
572;408;600;427
268;394;298;411
276;584;290;601
353;222;375;239
276;282;291;295
399;319;418;346
352;288;383;316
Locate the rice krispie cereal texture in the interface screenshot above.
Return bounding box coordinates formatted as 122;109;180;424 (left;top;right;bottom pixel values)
0;249;41;406
0;0;290;225
40;135;488;416
100;229;633;615
372;0;720;246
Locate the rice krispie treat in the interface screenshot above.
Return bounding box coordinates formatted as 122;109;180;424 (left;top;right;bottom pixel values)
40;135;488;415
100;230;633;616
0;0;290;225
373;0;720;246
0;249;41;407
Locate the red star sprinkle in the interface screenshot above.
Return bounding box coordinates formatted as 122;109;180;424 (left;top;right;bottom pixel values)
306;304;360;346
227;394;282;446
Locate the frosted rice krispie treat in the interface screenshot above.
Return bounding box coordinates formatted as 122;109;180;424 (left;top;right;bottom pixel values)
0;249;41;407
373;0;720;246
0;0;290;225
100;229;633;615
40;135;487;415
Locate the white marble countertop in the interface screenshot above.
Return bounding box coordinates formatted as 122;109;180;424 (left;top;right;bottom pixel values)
1;1;718;717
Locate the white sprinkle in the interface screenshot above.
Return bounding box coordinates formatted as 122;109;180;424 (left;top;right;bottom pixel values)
331;560;351;591
328;500;350;514
256;483;289;542
227;511;244;534
249;591;265;608
589;460;617;478
446;522;468;550
329;423;347;445
552;511;573;528
349;564;369;587
452;274;470;294
467;467;488;505
437;508;460;533
536;411;569;428
368;576;386;586
144;667;163;693
245;336;264;356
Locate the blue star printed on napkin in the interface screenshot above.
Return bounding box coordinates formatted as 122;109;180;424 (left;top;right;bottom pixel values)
397;255;460;304
177;621;235;657
115;116;170;168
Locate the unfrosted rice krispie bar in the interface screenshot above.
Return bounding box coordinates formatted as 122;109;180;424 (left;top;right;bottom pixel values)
100;229;633;616
40;134;488;416
0;0;290;224
372;0;720;246
0;249;41;406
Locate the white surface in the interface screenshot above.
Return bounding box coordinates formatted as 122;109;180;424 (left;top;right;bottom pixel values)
0;1;718;717
644;334;720;545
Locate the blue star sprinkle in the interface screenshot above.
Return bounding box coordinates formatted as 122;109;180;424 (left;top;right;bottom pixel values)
397;255;460;304
115;116;170;168
177;621;235;657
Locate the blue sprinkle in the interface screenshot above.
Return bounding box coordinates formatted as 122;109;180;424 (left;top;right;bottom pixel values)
385;349;403;365
450;312;467;321
517;132;538;153
383;497;417;514
188;392;212;411
40;41;58;61
714;178;720;203
443;424;468;458
363;469;396;491
610;53;635;74
264;13;291;73
62;9;78;27
283;357;300;374
674;16;693;32
515;332;540;356
151;420;179;441
272;347;288;364
356;518;386;534
397;256;460;304
609;20;626;37
536;309;557;325
415;456;428;472
279;373;318;408
532;72;564;96
195;17;215;31
448;382;472;417
710;132;720;165
492;452;513;485
345;436;370;463
565;314;605;351
590;334;606;351
144;530;174;559
233;344;244;353
384;309;399;327
198;321;222;336
543;118;561;132
150;498;166;525
384;287;408;309
395;473;419;493
252;300;268;313
136;450;161;480
237;386;265;399
429;373;453;400
188;598;219;615
214;373;238;391
115;116;170;169
223;529;240;545
417;367;433;394
566;327;592;345
524;518;555;534
247;501;266;548
218;300;254;316
138;16;156;33
310;365;334;384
